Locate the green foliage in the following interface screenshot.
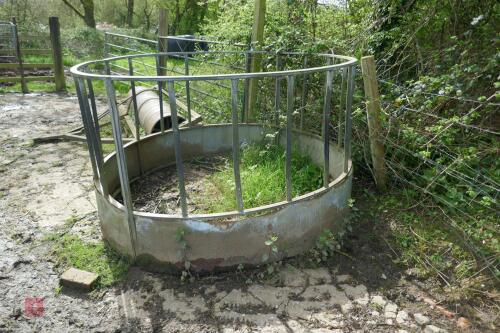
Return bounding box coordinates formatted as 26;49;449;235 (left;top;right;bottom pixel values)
309;228;339;264
341;0;500;287
195;142;322;213
203;0;372;54
47;234;130;288
308;199;359;264
174;227;194;282
62;27;104;59
376;190;499;284
175;227;189;252
263;234;279;262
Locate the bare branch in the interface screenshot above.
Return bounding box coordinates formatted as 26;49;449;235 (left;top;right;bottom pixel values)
62;0;85;19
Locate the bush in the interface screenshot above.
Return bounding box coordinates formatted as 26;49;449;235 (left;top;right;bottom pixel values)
62;27;105;59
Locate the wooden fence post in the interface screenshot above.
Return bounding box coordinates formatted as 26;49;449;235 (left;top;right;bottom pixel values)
245;0;266;122
158;8;168;76
11;17;28;93
49;17;66;91
361;55;388;191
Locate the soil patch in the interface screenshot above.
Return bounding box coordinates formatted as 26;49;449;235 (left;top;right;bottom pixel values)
119;142;323;216
125;156;230;215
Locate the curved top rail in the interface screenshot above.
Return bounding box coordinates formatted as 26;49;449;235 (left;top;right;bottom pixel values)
70;51;357;82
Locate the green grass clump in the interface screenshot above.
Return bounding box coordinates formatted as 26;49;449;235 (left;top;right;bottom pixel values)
49;234;130;288
196;143;323;213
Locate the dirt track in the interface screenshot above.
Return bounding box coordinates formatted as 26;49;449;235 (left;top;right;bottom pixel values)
0;93;489;332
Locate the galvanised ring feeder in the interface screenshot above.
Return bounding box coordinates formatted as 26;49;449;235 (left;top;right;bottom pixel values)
71;49;357;272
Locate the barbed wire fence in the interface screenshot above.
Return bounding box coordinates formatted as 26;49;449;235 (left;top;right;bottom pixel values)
349;60;499;283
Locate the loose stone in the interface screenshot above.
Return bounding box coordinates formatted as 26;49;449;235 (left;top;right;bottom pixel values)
396;310;409;324
60;268;99;290
370;295;387;308
425;325;448;333
414;313;430;326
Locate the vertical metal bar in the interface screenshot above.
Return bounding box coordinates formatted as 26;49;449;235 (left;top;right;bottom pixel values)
184;54;192;124
104;78;137;257
158;8;168;76
338;67;347;147
86;79;99;133
231;79;244;213
167;81;188;217
274;53;281;126
321;57;333;138
104;32;109;58
344;65;355;173
242;51;251;122
286;75;295;202
155;54;165;132
104;60;111;75
85;79;103;170
323;70;334;187
128;57;144;176
78;80;99;168
128;58;140;141
300;55;308;130
74;78;99;181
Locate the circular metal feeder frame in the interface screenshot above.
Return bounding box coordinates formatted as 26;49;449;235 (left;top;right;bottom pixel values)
71;50;357;272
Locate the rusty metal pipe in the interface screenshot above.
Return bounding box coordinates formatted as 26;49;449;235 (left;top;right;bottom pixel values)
128;86;185;134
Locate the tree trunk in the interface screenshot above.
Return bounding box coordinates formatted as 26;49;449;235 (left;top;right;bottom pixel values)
126;0;134;27
62;0;96;28
174;0;181;35
143;0;152;31
82;0;96;28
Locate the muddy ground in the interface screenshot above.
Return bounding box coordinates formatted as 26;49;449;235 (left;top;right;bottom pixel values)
123;156;230;215
0;93;496;332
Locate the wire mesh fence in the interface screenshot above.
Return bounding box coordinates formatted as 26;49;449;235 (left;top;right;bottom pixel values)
349;61;499;280
0;21;15;58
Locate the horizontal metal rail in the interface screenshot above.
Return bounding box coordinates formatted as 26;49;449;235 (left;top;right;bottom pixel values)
105;31;157;45
108;62;234;108
183;55;246;71
120;58;238;92
71;51;356;82
106;55;240;108
106;42;153;54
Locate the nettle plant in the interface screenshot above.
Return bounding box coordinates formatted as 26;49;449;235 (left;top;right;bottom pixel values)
261;233;282;277
309;198;358;264
175;227;194;282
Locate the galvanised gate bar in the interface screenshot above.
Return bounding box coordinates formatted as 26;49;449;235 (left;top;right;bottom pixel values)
71;50;356;272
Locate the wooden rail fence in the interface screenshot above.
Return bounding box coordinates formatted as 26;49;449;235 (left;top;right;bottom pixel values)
0;17;65;92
